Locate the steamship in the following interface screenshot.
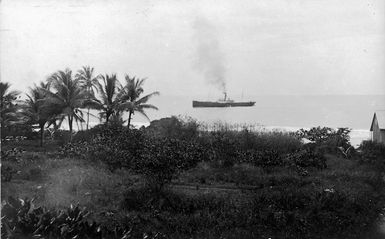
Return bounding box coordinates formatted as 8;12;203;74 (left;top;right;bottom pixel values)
192;93;255;108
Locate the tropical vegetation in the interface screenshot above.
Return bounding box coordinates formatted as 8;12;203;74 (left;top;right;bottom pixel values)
0;66;159;144
0;82;21;133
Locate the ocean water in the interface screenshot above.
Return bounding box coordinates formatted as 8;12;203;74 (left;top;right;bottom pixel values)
85;94;385;146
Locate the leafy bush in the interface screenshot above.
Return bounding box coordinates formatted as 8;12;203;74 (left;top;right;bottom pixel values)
58;142;91;159
359;140;385;169
240;149;283;169
205;131;241;167
283;148;327;170
145;116;200;141
68;119;303;171
71;123;124;143
91;128;146;170
60;125;146;170
297;127;352;154
1;197;102;238
132;138;205;191
240;129;302;154
1;165;16;182
1;197;165;239
1;124;37;140
1;147;23;161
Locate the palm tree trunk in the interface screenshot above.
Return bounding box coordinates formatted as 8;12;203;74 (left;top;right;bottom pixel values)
68;115;73;141
106;112;110;123
86;107;90;130
127;110;133;128
40;124;44;147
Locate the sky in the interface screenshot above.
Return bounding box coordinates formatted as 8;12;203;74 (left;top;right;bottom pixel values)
1;0;385;97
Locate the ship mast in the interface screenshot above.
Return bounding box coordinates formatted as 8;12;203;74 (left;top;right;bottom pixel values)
223;92;227;101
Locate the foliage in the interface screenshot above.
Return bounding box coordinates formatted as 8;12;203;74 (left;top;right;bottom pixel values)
203;131;241;167
89;74;123;123
0;82;22;137
91;127;146;170
20;83;61;146
1;166;16;182
240;149;282;169
359;140;385;169
1;148;22;182
145;116;200;141
58;142;90;159
60;124;146;170
283;148;327;170
239;129;302;154
117;75;159;127
133;137;205;190
199;128;302;168
120;178;385;239
75;66;101;130
1;147;23;161
1;197;165;239
1;124;38;141
239;147;326;174
253;182;385;238
297;127;352;153
43;69;88;140
3;140;385;239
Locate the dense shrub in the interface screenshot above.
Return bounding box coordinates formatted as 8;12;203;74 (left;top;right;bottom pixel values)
67;119;303;171
240;129;302;154
204;131;241;167
71;123;126;143
133;138;205;190
297;127;352;154
52;129;72;144
58;142;91;159
1;124;37;140
91;128;146;170
283;148;327;170
145;116;200;141
1;147;23;161
240;149;282;169
1;166;16;182
61;125;146;170
202;129;302;156
359;140;385;169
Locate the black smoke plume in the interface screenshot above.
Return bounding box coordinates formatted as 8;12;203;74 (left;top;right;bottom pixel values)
192;16;226;93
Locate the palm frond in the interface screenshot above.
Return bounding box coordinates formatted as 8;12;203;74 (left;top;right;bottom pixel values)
138;104;158;111
136;91;160;105
135;108;150;121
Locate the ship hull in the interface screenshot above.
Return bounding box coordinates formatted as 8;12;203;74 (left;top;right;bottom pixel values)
192;101;255;108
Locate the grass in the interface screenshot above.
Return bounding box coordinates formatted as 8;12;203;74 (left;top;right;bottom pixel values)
1;147;139;212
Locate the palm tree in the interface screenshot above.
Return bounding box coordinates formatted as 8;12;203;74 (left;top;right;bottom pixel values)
118;75;159;127
90;74;122;123
75;66;101;130
0;82;21;137
43;69;88;141
21;83;61;146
